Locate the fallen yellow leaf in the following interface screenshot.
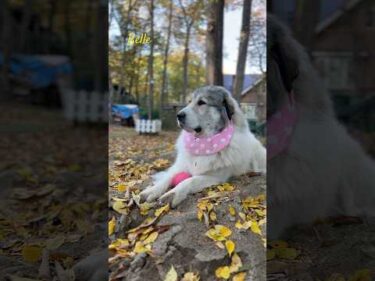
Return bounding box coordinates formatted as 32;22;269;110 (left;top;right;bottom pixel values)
348;269;372;281
225;240;235;256
250;221;261;235
113;200;128;215
134;241;151;254
229;253;243;273
206;225;232;242
139;202;153;216
143;231;159;244
109;239;129;250
275;247;299;260
215;266;231;280
239;212;246;221
197;209;204;221
164;265;178;281
108;217;116;236
117;183;127;192
155;204;170;217
209;211;217;221
22;245;42;263
229;206;236;216
232;272;247;281
181;272;200;281
235;220;251;230
215;225;232;237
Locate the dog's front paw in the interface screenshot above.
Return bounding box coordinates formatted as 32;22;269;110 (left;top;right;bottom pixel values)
140;183;168;203
159;187;187;208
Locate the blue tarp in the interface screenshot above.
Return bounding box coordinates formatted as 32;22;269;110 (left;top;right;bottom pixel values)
0;53;73;88
111;104;139;119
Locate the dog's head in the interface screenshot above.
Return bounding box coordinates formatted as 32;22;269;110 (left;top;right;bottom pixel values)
177;86;236;137
267;16;300;117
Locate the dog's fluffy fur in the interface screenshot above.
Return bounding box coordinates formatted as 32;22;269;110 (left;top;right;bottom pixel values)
268;17;375;238
140;86;266;207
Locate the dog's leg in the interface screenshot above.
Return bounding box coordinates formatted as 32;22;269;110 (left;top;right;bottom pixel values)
252;142;267;174
159;174;227;207
140;158;187;202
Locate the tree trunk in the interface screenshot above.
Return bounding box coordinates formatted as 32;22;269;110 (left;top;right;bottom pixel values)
160;0;173;113
19;0;33;53
181;24;191;104
46;0;57;53
147;0;155;119
206;0;224;85
64;0;73;56
233;0;252;102
94;0;108;92
135;65;140;104
293;0;320;52
118;0;133;89
1;0;12;100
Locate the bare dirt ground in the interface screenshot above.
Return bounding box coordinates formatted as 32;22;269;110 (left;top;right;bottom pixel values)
108;125;267;281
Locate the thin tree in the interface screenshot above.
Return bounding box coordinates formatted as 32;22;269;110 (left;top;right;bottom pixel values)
160;0;173;113
294;0;320;52
206;0;224;86
19;0;33;52
1;0;12;100
147;0;155;119
113;0;138;88
94;0;108;92
178;0;201;104
233;0;252;102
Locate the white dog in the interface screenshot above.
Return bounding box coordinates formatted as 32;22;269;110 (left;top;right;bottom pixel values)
268;17;375;238
140;86;266;207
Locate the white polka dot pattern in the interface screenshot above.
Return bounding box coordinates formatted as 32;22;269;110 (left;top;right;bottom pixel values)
183;122;235;155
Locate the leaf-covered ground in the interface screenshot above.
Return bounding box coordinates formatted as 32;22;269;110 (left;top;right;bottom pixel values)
266;218;375;281
0;103;107;280
108;126;267;281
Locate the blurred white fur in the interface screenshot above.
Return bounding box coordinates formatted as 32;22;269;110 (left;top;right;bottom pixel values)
268;19;375;238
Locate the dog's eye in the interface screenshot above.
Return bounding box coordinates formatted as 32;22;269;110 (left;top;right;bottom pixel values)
197;100;206;106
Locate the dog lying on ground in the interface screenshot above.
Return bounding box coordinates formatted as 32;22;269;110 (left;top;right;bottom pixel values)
268;17;375;239
140;86;266;207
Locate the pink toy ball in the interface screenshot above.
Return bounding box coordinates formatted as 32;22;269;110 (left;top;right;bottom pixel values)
171;172;192;187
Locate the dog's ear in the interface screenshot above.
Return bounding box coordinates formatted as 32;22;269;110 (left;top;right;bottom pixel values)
223;92;235;120
271;44;299;93
268;17;299;93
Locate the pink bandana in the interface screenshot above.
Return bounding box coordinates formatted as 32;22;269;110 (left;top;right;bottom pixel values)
183;122;234;155
268;93;298;159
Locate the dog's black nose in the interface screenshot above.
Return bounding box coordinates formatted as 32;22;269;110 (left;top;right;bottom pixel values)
177;112;186;121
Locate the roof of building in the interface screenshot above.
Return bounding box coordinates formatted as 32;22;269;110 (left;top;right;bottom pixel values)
271;0;364;33
223;74;262;94
315;0;363;33
241;75;265;96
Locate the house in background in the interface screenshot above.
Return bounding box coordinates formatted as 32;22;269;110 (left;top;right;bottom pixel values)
312;0;375;126
223;74;266;122
270;0;375;132
240;76;266;123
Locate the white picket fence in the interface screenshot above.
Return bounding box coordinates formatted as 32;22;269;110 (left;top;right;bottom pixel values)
135;119;162;134
61;90;108;123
